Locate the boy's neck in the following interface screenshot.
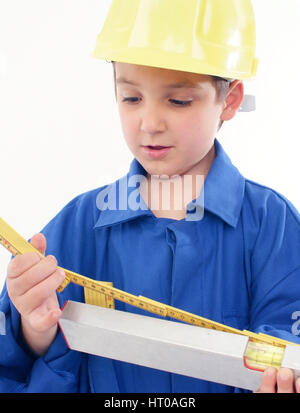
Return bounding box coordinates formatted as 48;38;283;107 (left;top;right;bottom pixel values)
140;145;215;220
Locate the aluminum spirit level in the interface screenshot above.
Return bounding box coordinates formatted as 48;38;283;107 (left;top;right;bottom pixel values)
58;300;300;391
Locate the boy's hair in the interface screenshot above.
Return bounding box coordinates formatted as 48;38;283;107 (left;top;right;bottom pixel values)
211;76;231;104
111;62;230;130
211;77;231;130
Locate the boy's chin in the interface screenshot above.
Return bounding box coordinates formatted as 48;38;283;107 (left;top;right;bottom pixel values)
143;165;182;180
134;154;183;178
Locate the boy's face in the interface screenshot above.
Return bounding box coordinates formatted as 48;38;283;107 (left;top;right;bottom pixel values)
114;62;241;179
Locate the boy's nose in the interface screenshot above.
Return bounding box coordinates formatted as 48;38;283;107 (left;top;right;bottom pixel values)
140;106;166;135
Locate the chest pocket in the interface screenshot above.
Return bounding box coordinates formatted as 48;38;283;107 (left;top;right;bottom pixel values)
222;310;249;331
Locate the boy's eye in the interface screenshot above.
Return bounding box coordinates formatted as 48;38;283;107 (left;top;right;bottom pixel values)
122;97;140;104
121;97;192;107
170;99;192;107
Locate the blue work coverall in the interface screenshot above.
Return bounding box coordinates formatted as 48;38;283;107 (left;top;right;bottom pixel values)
1;138;300;393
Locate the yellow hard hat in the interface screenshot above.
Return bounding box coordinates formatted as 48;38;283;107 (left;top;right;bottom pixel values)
92;0;259;80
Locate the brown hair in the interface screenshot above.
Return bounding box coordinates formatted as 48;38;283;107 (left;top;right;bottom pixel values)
211;76;231;130
211;76;231;103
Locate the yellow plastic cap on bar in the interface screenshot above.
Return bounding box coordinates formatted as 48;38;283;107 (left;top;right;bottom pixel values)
92;0;258;80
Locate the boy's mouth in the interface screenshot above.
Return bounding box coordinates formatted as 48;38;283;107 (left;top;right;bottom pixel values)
147;145;169;150
142;145;173;159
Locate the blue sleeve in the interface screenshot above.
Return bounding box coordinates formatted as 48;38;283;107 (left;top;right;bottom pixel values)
0;189;101;392
249;192;300;345
0;283;85;392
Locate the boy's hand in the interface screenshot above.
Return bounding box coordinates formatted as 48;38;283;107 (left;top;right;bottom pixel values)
255;367;300;393
6;233;65;355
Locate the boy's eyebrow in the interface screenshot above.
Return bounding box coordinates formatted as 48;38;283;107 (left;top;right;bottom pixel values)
116;77;204;89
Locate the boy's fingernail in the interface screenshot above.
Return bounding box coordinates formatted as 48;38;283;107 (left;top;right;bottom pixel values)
279;368;292;381
47;255;57;263
266;367;276;376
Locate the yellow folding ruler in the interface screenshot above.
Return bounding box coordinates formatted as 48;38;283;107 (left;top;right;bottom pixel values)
0;217;299;373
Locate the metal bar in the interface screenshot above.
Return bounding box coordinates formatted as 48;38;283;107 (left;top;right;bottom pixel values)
58;301;283;391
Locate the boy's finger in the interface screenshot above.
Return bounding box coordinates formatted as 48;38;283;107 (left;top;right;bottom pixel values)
7;234;46;280
16;269;65;316
29;308;62;333
30;233;47;256
277;368;295;393
9;255;58;297
295;377;300;393
255;367;277;393
7;251;42;279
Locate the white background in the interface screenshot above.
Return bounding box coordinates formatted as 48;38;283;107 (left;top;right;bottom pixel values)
0;0;300;290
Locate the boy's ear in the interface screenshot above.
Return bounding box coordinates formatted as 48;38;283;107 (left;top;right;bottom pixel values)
220;80;244;121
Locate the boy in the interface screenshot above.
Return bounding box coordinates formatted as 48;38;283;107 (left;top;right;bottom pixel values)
1;0;300;393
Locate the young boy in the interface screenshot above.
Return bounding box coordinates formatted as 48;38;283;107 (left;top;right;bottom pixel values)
1;0;300;393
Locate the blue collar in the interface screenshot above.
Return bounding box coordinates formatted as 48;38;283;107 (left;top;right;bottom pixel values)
94;139;245;229
204;139;245;227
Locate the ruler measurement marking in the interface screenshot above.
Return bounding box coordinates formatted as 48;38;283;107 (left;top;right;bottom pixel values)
0;235;20;256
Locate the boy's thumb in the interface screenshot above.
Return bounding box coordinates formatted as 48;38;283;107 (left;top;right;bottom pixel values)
30;233;47;256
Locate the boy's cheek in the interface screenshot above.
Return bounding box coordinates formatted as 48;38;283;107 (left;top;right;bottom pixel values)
118;123;136;144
